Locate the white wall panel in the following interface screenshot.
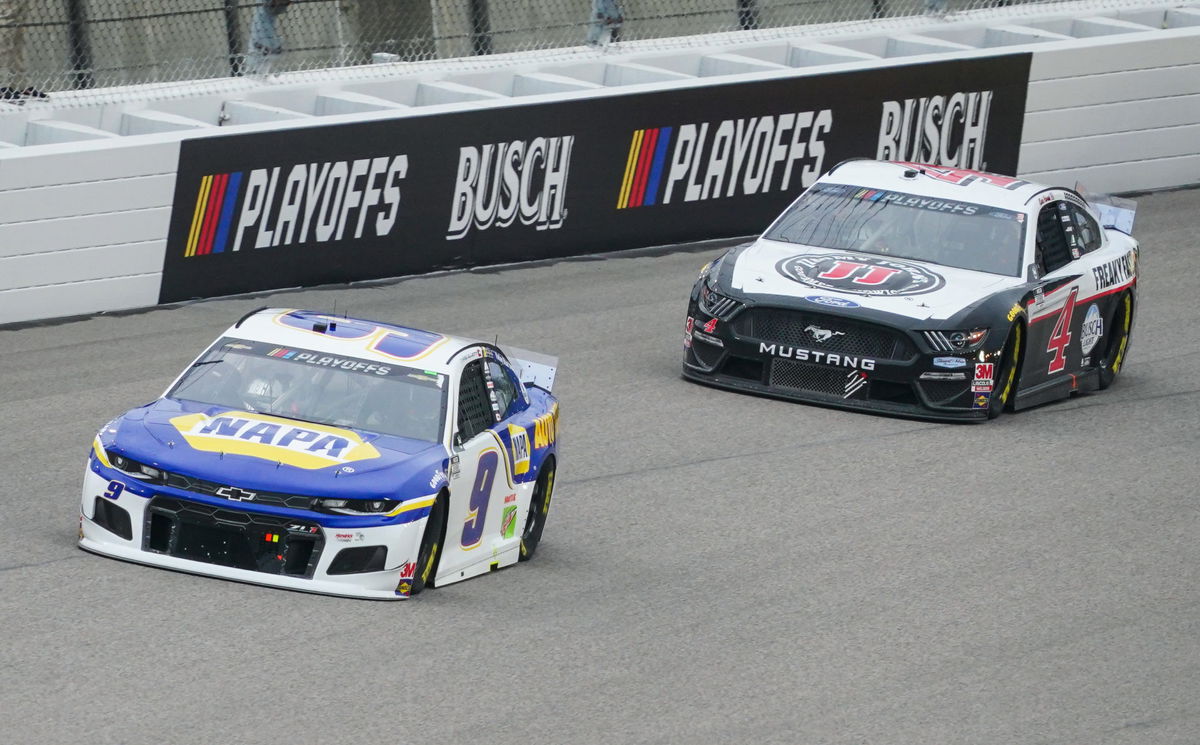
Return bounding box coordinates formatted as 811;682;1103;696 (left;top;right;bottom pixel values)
1025;63;1200;111
0;273;162;327
1020;124;1200;173
1023;95;1200;142
0;140;179;191
0;208;171;259
0;240;165;292
0;174;174;222
1020;154;1200;194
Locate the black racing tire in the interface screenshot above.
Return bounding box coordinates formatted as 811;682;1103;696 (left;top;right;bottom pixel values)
1098;292;1133;390
988;323;1023;420
518;458;555;562
409;491;447;595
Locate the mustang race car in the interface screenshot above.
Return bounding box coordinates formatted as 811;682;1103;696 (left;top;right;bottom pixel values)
80;308;559;599
683;159;1139;421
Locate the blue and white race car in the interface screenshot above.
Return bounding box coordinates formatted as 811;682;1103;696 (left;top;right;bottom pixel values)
80;308;559;599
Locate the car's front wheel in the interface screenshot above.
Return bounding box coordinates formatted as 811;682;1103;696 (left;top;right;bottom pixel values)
989;323;1023;420
519;458;555;562
409;491;447;595
1098;292;1133;390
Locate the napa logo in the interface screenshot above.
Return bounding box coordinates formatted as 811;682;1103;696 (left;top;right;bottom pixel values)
507;423;531;476
170;411;380;470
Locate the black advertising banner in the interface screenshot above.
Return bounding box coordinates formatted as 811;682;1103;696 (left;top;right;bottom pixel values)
160;53;1031;303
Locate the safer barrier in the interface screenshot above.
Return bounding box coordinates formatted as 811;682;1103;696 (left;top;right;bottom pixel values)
0;3;1196;326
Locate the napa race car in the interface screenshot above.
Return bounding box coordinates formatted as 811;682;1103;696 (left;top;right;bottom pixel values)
80;308;559;599
683;159;1139;421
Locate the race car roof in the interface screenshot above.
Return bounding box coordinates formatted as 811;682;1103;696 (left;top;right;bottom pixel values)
822;160;1049;211
222;308;482;375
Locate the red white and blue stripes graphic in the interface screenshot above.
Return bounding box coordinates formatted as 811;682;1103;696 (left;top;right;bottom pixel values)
184;172;244;257
616;127;674;209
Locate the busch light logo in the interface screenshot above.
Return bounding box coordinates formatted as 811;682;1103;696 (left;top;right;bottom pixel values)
1079;303;1103;354
876;90;993;170
778;254;945;297
447;135;574;240
804;295;860;309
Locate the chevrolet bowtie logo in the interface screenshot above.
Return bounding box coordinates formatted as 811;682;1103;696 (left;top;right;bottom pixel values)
804;325;845;343
215;486;257;501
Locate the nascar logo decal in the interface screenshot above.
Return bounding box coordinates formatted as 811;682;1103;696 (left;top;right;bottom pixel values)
776;254;945;297
170;411;380;470
181;156;408;258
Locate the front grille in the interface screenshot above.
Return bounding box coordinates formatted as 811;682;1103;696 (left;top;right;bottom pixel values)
144;496;324;578
919;379;969;404
736;308;914;360
689;337;724;368
163;472;313;510
769;359;869;399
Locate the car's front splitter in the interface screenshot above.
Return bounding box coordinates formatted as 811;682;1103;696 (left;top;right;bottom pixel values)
681;362;989;422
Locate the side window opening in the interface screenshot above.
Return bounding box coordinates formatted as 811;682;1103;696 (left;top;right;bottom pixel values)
1036;203;1073;275
1069;204;1102;254
485;360;520;419
457;359;493;442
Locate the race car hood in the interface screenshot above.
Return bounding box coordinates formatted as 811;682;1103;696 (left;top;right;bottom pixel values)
729;239;1023;321
101;398;448;501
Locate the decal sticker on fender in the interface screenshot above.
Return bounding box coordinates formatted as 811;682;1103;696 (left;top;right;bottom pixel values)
1079;304;1103;355
933;357;967;369
508;424;531;476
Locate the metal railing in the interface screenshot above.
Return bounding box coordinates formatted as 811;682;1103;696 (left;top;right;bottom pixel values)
0;0;1166;98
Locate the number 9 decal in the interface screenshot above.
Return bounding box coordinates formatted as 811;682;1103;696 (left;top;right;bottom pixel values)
103;480;125;500
461;450;498;550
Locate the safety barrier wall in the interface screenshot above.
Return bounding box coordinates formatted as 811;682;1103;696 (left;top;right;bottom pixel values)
0;6;1197;326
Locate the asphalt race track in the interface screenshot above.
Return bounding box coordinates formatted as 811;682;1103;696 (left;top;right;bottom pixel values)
2;188;1197;745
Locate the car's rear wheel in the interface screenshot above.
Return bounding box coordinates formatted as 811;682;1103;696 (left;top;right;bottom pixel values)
519;458;555;562
989;323;1023;420
409;491;447;595
1098;292;1133;390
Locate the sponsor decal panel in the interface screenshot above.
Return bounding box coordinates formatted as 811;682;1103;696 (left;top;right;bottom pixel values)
877;92;996;170
616;110;833;209
777;254;946;297
447;136;573;239
1079;304;1103;354
161;54;1029;303
805;295;860;309
933;357;967;369
1093;253;1134;291
760;342;876;371
169;411;381;470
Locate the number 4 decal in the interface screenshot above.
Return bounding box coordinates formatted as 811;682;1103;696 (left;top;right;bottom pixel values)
1046;287;1078;374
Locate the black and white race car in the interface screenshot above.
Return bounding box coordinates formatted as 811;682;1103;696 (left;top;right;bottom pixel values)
682;160;1139;421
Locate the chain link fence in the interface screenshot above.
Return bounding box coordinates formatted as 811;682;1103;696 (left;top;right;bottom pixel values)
0;0;1170;96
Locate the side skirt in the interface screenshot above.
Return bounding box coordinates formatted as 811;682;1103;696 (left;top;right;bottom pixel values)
1013;368;1100;411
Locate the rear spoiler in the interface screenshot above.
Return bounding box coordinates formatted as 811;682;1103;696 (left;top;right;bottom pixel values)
1078;184;1137;234
502;345;558;392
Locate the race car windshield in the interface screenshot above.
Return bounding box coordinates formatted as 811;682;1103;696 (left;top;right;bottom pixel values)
764;182;1026;276
167;338;447;443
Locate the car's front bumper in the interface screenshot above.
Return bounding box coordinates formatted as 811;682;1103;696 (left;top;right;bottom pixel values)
79;461;427;600
682;299;997;422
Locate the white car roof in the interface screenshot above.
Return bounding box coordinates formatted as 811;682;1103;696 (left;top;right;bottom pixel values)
819;159;1050;211
223;308;482;375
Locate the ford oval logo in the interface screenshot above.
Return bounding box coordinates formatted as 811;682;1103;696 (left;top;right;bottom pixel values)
779;254;945;297
804;295;860;309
